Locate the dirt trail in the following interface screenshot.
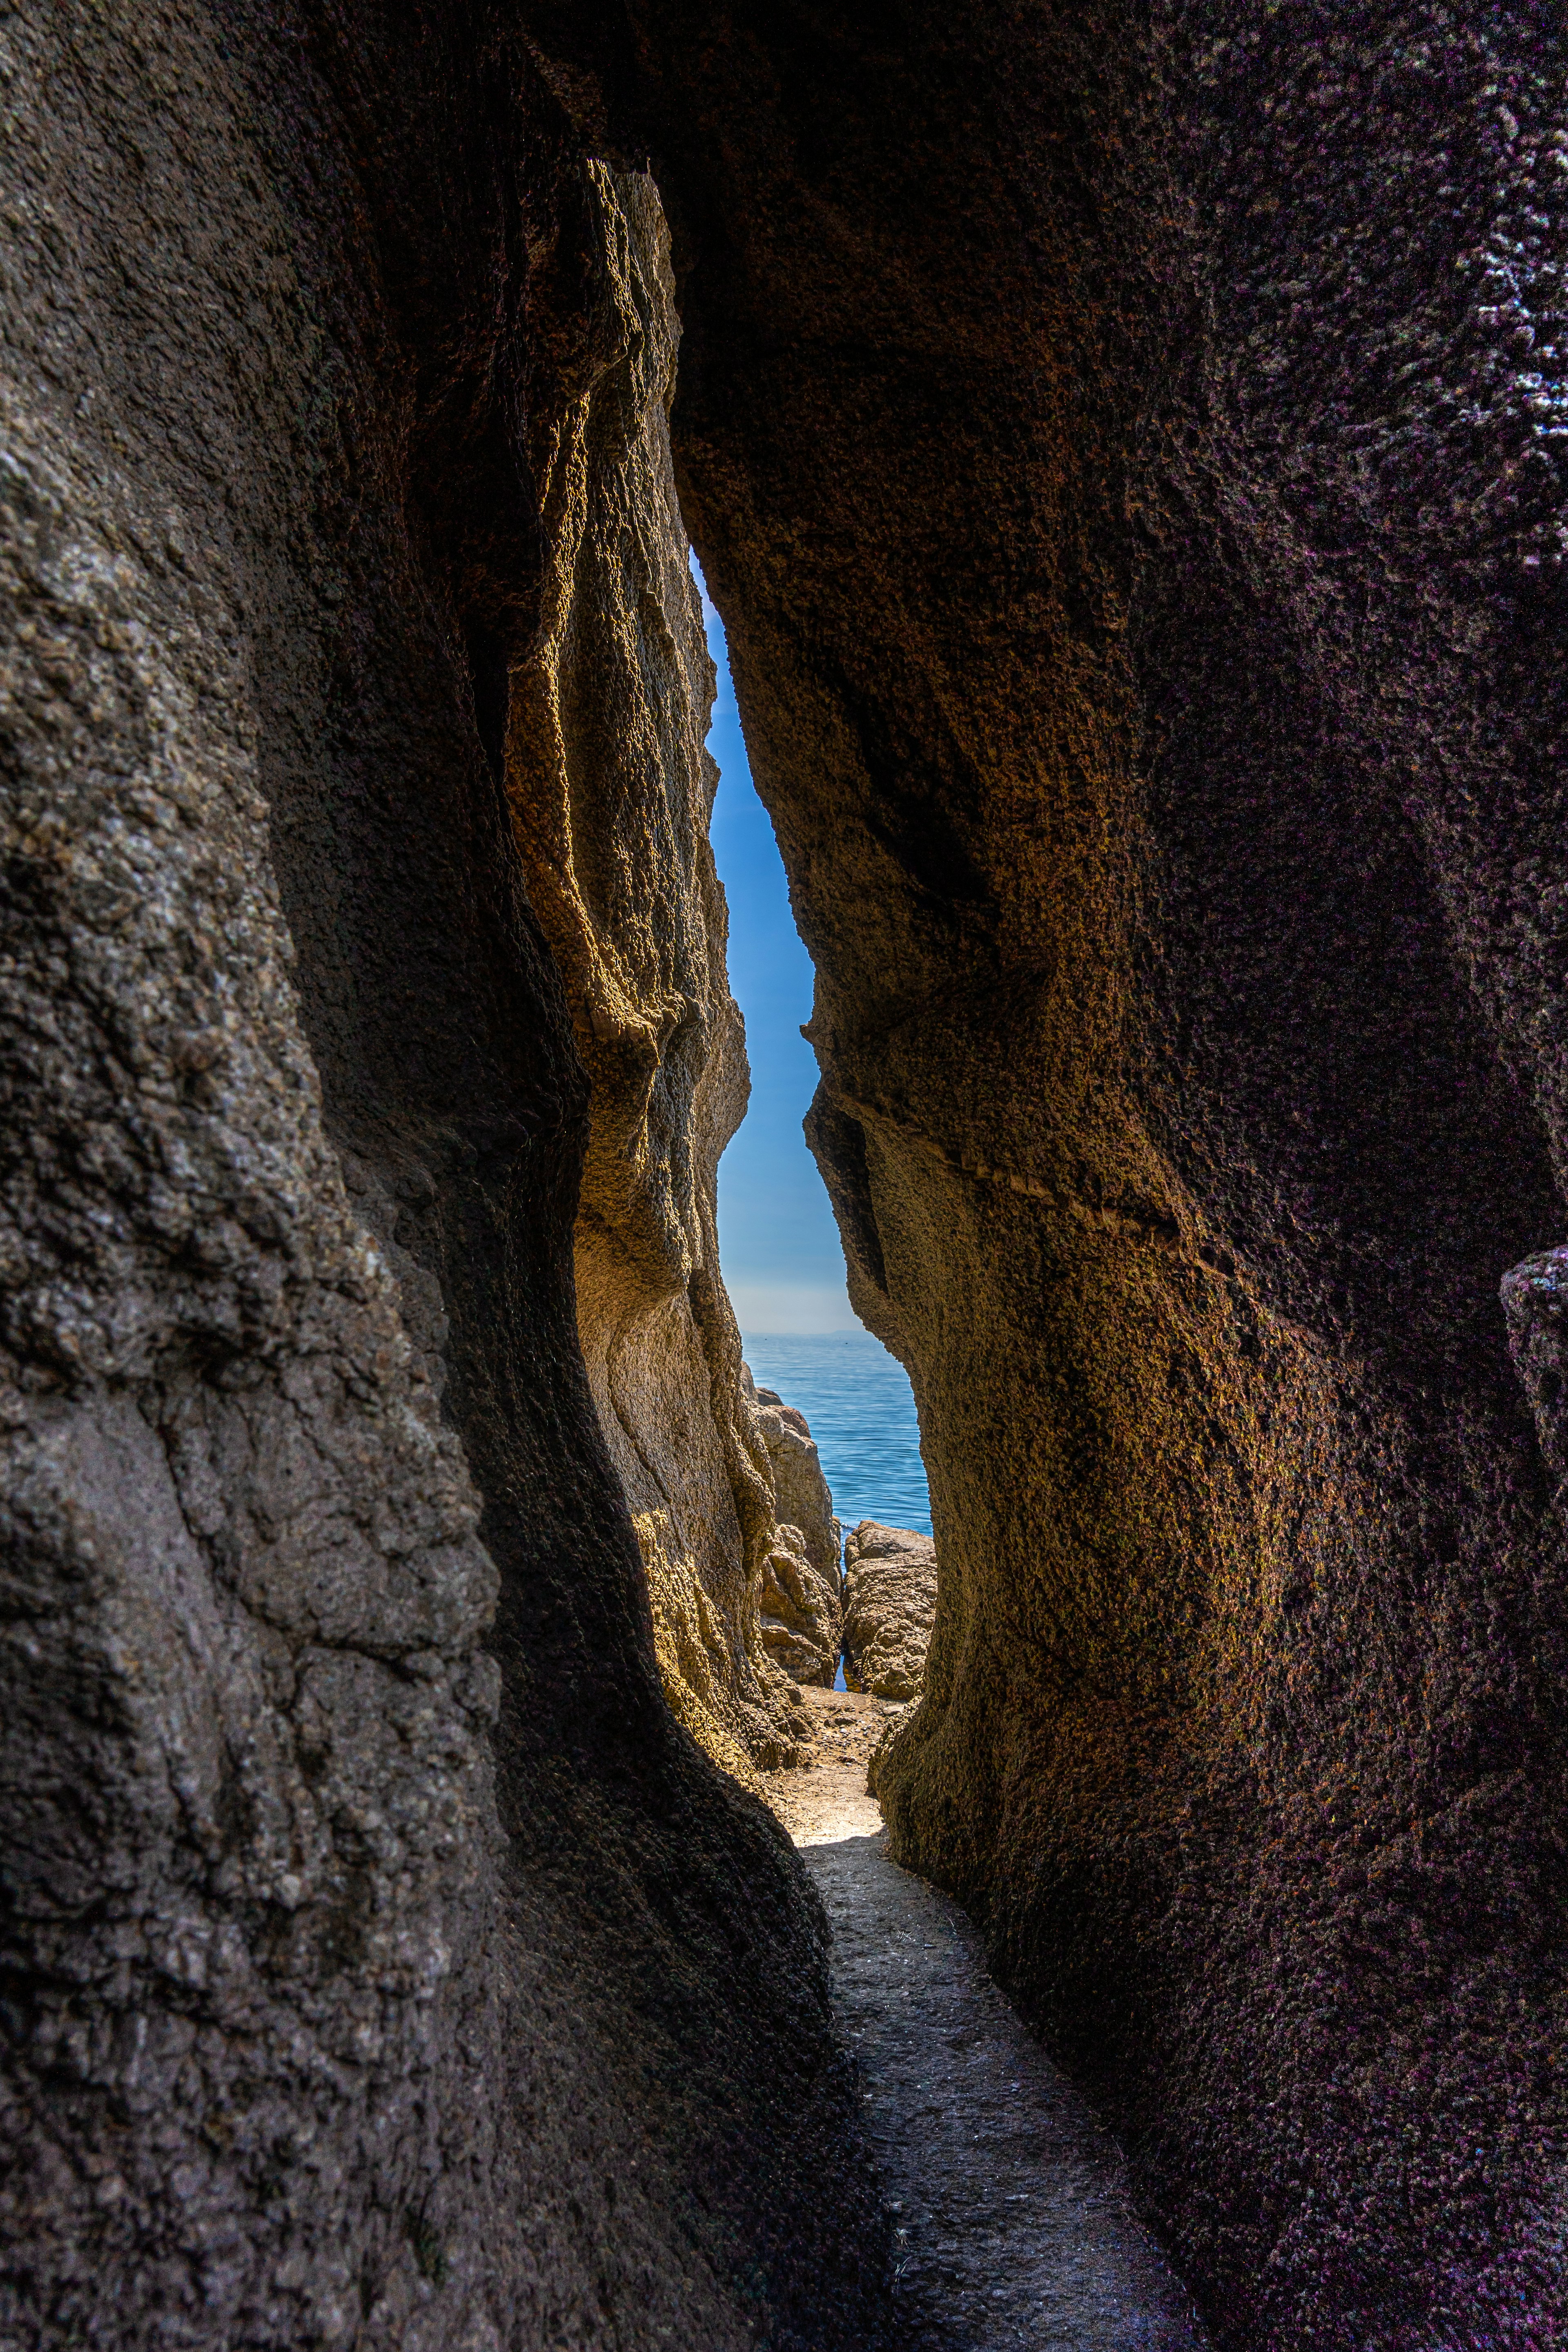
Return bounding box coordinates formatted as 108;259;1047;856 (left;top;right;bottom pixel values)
765;1693;1209;2351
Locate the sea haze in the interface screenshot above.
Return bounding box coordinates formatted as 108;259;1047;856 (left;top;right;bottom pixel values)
743;1330;932;1539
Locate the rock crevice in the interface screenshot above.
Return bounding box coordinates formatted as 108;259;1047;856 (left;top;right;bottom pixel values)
535;2;1568;2341
0;13;890;2346
14;4;1568;2348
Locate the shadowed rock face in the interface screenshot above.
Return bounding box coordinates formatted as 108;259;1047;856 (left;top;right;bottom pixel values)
15;3;1568;2348
520;1;1568;2343
0;9;892;2346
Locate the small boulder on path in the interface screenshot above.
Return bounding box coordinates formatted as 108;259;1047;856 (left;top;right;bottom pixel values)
842;1521;937;1700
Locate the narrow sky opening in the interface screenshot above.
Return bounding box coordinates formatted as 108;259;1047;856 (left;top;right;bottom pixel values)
694;557;858;1337
693;555;934;1541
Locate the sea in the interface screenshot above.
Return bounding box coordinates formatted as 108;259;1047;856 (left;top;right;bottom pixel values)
741;1330;932;1539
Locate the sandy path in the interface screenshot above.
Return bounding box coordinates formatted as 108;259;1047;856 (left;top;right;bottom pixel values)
765;1693;1209;2351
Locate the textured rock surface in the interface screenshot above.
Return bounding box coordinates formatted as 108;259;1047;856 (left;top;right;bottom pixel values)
1501;1245;1568;1490
746;1367;842;1688
749;1374;840;1586
756;1524;837;1690
841;1525;937;1704
0;10;893;2347
504;172;806;1783
20;3;1568;2347
526;2;1568;2343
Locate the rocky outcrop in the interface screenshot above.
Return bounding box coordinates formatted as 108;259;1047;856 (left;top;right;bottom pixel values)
841;1524;938;1702
535;3;1568;2343
1501;1245;1568;1489
757;1523;839;1688
746;1366;842;1686
749;1373;839;1580
0;12;892;2348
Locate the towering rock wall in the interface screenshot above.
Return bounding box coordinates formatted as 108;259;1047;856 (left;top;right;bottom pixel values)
503;167;806;1782
528;2;1568;2343
0;8;889;2346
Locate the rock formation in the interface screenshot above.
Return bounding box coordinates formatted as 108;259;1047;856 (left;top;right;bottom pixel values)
503;169;808;1784
748;1374;840;1584
746;1367;842;1686
756;1524;837;1690
532;2;1568;2343
16;3;1568;2348
0;11;891;2347
841;1524;938;1704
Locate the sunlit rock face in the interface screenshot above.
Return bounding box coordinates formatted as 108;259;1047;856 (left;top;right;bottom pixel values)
841;1526;937;1704
745;1367;843;1687
529;0;1568;2341
0;11;891;2348
504;170;809;1783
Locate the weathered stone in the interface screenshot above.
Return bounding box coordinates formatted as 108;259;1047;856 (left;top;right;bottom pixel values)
504;171;806;1783
1502;1247;1568;1488
746;1365;842;1686
842;1524;938;1702
20;1;1568;2345
750;1374;840;1580
0;11;892;2347
535;3;1568;2341
757;1525;835;1689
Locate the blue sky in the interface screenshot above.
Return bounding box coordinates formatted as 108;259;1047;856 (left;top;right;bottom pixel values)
694;560;860;1336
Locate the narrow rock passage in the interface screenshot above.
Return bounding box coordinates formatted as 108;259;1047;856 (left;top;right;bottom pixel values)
767;1697;1209;2351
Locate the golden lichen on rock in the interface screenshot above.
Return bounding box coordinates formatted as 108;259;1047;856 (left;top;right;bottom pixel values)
505;165;806;1778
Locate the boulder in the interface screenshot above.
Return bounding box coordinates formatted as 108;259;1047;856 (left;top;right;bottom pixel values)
752;1380;839;1572
759;1525;841;1688
841;1524;938;1702
745;1367;842;1686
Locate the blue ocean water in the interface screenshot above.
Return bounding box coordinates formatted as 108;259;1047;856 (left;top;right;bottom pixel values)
743;1330;932;1539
